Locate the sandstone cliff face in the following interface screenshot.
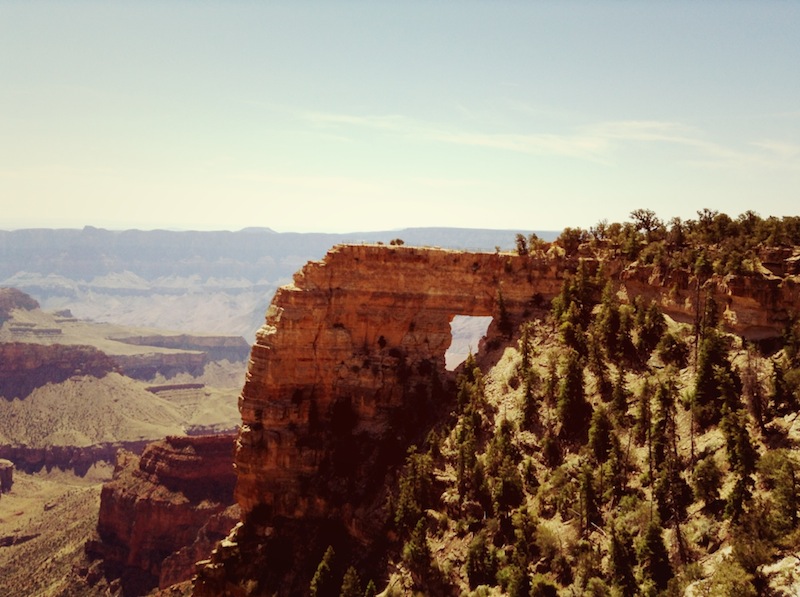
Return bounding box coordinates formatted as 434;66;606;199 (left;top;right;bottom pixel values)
0;441;149;476
0;342;118;400
195;244;800;595
617;262;800;339
88;434;236;594
235;245;565;521
113;334;251;363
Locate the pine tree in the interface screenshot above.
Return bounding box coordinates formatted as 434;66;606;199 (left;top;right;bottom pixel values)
557;349;591;442
693;330;735;428
636;522;672;591
579;464;600;534
310;546;336;597
588;406;614;463
394;448;435;534
608;523;637;597
339;567;362;597
611;367;629;419
363;580;376;597
466;530;497;588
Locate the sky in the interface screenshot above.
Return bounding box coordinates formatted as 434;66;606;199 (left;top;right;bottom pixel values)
1;1;799;233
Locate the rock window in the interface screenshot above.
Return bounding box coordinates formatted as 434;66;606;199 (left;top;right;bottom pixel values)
445;315;492;371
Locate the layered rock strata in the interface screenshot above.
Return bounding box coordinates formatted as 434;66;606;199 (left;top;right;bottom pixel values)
234;245;565;521
195;244;800;595
0;442;149;476
113;334;251;362
87;434;236;594
0;342;118;400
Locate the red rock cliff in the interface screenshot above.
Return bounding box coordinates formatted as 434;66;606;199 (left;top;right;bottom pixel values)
234;245;799;519
195;243;800;596
235;245;565;521
88;434;237;594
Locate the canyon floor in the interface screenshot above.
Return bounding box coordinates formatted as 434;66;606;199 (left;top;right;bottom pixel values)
0;467;111;596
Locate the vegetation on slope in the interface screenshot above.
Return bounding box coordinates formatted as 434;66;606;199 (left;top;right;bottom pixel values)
309;210;800;597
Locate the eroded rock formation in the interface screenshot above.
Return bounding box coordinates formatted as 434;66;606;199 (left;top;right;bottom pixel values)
0;442;149;476
87;434;237;594
618;262;800;340
0;342;118;400
194;243;800;596
0;287;39;323
235;245;800;521
234;245;566;521
0;458;12;493
113;334;251;363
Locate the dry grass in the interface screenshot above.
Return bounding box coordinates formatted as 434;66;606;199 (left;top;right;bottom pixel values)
0;469;110;597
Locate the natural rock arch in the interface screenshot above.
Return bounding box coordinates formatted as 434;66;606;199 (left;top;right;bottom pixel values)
234;244;564;518
232;243;800;523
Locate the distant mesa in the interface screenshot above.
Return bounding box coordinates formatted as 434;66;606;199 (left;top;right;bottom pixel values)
0;287;39;323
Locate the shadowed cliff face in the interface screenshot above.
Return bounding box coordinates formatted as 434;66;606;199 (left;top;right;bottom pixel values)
0;343;118;400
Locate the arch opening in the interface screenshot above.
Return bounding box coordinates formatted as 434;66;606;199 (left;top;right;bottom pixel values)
445;315;493;371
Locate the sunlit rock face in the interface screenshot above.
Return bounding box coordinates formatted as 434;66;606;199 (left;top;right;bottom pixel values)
195;243;800;596
234;244;563;521
618;261;800;340
235;244;800;521
89;435;237;594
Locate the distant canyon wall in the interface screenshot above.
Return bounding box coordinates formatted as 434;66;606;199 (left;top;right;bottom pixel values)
0;227;546;338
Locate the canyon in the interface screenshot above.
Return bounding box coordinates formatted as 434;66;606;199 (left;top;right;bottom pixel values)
4;231;800;595
85;435;238;595
0;227;539;340
194;242;800;595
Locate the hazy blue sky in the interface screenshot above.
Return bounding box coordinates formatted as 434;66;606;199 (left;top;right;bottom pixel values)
2;1;798;232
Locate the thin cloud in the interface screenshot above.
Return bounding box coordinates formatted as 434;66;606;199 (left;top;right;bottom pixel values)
751;140;800;159
304;111;611;162
302;110;799;172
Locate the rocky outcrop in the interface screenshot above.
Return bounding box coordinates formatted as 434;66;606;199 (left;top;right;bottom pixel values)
0;458;12;493
234;245;800;522
617;262;800;340
194;243;800;596
113;334;251;363
0;441;150;476
0;342;118;400
88;434;236;595
0;287;39;323
234;245;563;521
